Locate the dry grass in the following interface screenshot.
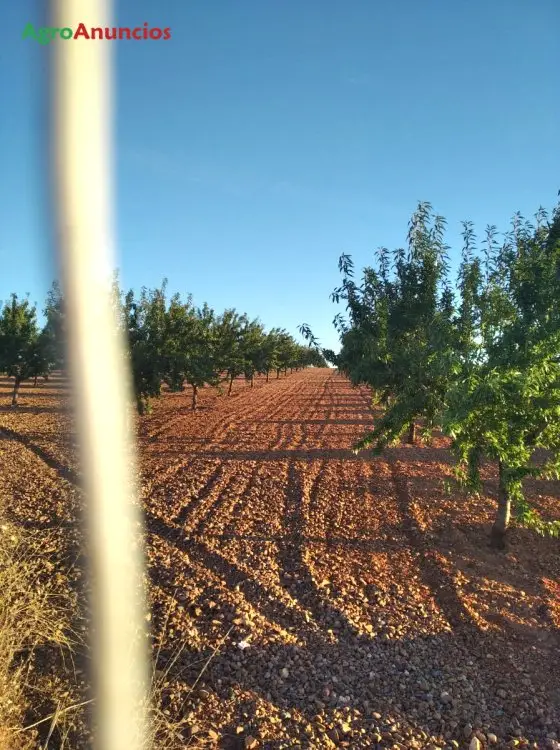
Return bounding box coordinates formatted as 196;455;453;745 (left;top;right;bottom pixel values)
0;513;229;749
0;518;80;749
140;583;236;750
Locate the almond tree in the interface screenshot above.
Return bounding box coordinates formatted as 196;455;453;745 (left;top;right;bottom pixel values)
261;328;283;381
306;198;560;546
0;294;49;404
161;292;195;393
240;319;267;387
122;282;169;414
297;345;327;368
323;203;456;451
444;204;560;545
275;330;298;377
41;280;66;374
182;303;222;409
215;309;248;395
162;297;221;409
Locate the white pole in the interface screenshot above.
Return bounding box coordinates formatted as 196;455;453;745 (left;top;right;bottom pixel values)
50;3;150;749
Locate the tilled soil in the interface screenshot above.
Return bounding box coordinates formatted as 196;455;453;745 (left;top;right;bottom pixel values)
1;369;559;750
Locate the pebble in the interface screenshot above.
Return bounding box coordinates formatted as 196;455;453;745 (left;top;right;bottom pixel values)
328;728;340;742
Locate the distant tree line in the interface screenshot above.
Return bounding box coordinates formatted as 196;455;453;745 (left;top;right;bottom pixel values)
0;277;326;411
302;198;560;545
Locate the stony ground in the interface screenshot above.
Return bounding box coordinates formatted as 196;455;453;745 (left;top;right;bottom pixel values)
1;369;559;749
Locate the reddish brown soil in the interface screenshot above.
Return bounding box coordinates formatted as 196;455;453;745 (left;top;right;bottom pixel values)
1;369;559;750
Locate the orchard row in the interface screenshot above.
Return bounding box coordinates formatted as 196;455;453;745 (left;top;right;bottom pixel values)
0;277;326;413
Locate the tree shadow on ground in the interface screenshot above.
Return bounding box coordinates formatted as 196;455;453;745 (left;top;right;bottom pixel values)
0;427;79;485
144;456;560;748
146;448;377;462
0;390;70;399
258;418;375;426
0;378;70;391
0;405;69;414
386;446;559;642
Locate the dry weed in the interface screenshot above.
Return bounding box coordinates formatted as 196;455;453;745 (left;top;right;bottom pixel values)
0;519;79;748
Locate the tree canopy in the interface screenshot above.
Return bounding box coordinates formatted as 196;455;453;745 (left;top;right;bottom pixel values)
303;198;560;545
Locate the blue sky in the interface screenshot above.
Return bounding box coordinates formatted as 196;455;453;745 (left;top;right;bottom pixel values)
1;1;559;353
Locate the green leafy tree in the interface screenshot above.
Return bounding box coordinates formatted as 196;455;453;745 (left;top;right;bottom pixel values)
41;280;66;373
444;204;560;545
298;345;328;368
161;293;195;393
322;348;339;367
215;309;248;395
122;282;169;414
320;203;455;450
307;198;560;546
275;330;298;377
261;328;282;381
0;294;49;404
240;319;267;387
184;303;222;409
162;298;221;409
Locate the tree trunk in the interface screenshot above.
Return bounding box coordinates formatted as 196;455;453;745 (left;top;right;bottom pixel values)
276;368;280;379
266;371;270;382
12;377;22;405
407;420;416;445
290;367;293;374
467;446;482;484
34;375;38;386
136;394;146;415
491;461;511;549
228;375;234;396
191;384;198;411
250;375;254;388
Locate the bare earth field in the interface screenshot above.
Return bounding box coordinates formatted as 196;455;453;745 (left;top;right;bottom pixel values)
1;369;559;750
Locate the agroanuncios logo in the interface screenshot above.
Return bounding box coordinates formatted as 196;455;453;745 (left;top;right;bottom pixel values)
22;21;171;44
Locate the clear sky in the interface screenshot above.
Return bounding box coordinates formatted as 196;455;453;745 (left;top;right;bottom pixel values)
1;1;559;353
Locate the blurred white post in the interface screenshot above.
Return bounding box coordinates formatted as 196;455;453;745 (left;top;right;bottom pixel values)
50;2;150;749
